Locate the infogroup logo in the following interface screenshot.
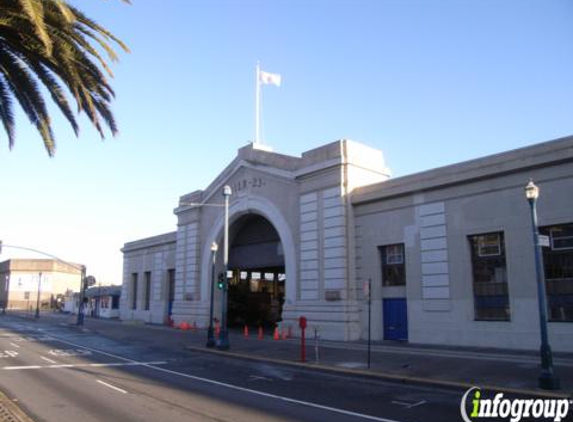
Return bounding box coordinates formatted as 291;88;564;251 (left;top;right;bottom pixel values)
460;387;571;422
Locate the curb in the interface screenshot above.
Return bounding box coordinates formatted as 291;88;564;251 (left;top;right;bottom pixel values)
185;346;572;400
0;391;36;422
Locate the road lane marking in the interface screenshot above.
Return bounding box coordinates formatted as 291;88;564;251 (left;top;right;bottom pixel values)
49;349;92;357
4;366;42;370
40;356;57;364
9;343;20;348
42;334;409;422
2;361;167;370
96;379;128;394
391;400;426;409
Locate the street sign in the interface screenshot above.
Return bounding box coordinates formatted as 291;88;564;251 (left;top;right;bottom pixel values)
539;235;550;248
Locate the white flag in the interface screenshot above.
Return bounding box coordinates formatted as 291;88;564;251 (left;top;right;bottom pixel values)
259;70;281;87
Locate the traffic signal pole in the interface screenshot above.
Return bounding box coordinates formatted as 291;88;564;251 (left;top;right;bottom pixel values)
217;185;232;350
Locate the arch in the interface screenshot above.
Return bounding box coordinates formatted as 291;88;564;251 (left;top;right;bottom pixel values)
200;195;297;305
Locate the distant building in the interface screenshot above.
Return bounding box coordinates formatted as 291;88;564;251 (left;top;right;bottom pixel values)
85;286;121;319
121;136;573;351
0;259;82;311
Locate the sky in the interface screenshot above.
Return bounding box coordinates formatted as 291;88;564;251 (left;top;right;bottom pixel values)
1;0;572;286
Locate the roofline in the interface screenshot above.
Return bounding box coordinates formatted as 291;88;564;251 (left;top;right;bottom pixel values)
352;135;573;205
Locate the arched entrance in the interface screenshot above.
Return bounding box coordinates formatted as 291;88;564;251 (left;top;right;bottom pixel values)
227;214;285;327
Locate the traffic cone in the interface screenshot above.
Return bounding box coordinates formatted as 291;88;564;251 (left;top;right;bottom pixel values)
215;321;221;338
244;324;249;338
273;326;280;340
258;326;264;340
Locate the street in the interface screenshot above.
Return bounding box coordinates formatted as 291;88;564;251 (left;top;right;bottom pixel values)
0;315;471;422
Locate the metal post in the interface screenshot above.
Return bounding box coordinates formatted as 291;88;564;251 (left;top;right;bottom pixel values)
367;277;372;369
3;275;9;314
218;185;232;350
207;242;218;348
35;272;42;319
526;185;560;390
76;265;87;326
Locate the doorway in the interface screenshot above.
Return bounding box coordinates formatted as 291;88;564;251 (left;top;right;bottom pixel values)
383;298;408;341
227;214;285;327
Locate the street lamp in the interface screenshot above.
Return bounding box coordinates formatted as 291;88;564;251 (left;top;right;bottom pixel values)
218;185;232;350
206;241;218;348
35;272;42;319
525;179;560;390
77;266;88;326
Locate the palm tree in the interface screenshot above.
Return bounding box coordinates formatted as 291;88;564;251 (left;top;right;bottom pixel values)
0;0;129;156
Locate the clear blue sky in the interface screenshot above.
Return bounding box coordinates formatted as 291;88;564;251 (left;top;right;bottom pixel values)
1;0;572;285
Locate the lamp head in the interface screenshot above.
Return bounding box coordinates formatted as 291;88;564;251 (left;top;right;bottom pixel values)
223;185;232;197
210;242;218;253
525;179;539;201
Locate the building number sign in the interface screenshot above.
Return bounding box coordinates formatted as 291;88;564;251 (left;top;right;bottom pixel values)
231;177;266;193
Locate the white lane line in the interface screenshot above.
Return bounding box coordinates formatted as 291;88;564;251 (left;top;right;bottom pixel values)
5;365;42;370
391;400;426;409
43;334;408;422
9;342;21;349
96;379;128;394
40;356;57;364
2;361;167;371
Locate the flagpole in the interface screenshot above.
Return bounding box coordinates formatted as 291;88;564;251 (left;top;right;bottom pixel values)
255;61;261;146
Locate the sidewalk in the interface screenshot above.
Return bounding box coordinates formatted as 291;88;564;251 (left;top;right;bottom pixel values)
11;312;573;398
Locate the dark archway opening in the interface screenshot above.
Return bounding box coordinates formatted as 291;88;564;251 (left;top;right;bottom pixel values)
227;214;285;328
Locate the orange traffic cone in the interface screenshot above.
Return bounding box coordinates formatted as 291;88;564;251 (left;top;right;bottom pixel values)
180;321;190;331
244;324;249;338
258;326;264;340
273;326;280;340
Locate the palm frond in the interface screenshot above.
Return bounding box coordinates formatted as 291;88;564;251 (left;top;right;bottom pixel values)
0;77;16;149
0;0;129;155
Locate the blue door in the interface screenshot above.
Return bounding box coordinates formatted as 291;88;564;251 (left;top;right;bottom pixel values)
383;298;408;341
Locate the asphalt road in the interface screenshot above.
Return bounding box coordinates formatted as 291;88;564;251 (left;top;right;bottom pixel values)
0;316;466;422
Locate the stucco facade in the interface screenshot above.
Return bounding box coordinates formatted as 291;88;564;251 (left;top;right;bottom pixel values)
121;136;573;351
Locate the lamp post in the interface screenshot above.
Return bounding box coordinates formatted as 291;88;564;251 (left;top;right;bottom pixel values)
206;241;218;348
218;185;232;350
525;179;560;390
76;265;87;326
35;272;42;319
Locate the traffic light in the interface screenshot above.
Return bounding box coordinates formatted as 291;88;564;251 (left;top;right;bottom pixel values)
217;272;225;290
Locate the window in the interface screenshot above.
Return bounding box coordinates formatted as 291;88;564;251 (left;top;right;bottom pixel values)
540;223;573;322
131;273;138;310
111;295;120;310
468;232;509;321
144;271;151;311
379;244;406;286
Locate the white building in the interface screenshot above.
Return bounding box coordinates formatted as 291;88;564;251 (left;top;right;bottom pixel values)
121;136;573;351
